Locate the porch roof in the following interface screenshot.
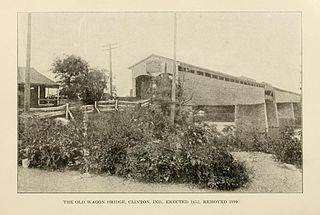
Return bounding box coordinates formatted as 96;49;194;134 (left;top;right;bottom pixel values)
18;67;59;87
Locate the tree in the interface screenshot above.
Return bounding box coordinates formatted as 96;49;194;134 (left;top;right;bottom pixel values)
51;55;108;104
81;69;108;104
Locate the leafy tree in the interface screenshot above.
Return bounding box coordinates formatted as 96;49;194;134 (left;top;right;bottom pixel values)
81;69;108;104
51;55;108;104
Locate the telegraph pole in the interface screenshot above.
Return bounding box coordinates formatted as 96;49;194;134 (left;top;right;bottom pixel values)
24;13;32;112
102;43;117;99
170;13;177;123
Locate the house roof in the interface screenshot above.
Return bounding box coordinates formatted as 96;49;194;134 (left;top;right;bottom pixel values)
18;67;59;87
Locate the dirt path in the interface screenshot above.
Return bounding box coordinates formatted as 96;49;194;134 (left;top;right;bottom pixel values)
18;151;302;193
17;168;206;193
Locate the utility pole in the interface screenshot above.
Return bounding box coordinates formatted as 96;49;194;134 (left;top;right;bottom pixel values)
24;13;32;112
170;13;177;123
102;43;117;99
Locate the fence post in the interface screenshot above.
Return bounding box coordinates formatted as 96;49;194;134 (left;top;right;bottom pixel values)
94;101;101;114
115;99;118;111
65;103;69;120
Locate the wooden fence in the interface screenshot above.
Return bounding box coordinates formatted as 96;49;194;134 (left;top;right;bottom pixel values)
30;104;74;120
95;99;151;112
27;99;151;120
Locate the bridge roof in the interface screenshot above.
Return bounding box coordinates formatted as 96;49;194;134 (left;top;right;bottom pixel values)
129;54;301;97
129;54;261;86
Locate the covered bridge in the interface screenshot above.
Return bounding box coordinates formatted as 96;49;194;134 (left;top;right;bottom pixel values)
129;54;302;133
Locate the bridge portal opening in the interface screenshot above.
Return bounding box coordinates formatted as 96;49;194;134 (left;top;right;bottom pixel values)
135;75;152;99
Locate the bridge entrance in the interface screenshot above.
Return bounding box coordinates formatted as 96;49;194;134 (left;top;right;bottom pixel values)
136;75;152;99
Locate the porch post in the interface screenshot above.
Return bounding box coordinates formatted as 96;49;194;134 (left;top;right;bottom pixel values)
57;87;60;106
37;85;40;106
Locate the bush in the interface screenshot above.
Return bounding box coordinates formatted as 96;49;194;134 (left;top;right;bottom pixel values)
85;109;154;174
125;139;182;183
272;127;302;167
18;116;86;171
122;124;249;190
221;126;302;167
243;127;302;167
179;125;249;190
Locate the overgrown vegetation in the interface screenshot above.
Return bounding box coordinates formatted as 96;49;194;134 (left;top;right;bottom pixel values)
18;116;85;171
18;105;249;191
219;125;302;168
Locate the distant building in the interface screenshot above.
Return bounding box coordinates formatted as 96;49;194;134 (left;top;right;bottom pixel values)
18;67;59;108
129;54;302;133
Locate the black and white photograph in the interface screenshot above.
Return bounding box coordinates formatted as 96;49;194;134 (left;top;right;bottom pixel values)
17;12;302;193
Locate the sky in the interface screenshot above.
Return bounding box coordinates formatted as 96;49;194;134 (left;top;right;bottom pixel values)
18;12;301;96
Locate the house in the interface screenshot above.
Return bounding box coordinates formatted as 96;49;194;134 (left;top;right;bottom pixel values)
18;67;59;108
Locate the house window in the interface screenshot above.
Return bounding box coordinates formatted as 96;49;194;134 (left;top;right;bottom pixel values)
197;71;204;76
190;69;195;73
225;78;230;82
178;66;183;71
205;73;211;78
219;76;224;80
212;75;218;79
230;79;234;82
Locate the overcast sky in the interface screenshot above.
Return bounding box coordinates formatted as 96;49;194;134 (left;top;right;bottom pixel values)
18;12;301;96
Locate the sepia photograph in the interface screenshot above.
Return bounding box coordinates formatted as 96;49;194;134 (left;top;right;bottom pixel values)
17;12;302;193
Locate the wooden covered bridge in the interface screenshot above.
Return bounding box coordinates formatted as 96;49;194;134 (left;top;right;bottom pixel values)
129;54;302;133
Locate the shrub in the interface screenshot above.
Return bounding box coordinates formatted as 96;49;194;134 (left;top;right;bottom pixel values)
125;139;183;183
224;126;302;167
272;127;302;167
18;115;86;171
179;125;249;190
85;109;154;174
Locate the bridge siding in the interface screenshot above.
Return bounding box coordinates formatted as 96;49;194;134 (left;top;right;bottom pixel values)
275;90;301;103
181;71;265;106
